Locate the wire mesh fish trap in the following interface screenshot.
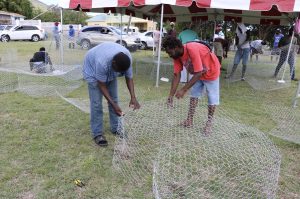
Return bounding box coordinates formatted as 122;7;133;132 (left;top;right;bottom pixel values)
225;45;299;91
0;42;84;97
112;98;281;198
134;57;174;82
265;103;300;144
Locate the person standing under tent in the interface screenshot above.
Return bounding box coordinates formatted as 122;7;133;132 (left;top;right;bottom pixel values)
153;26;161;57
163;36;221;136
250;40;267;63
213;24;225;70
273;27;299;81
53;22;60;50
271;29;284;62
68;25;75;49
226;23;251;81
168;22;177;38
29;47;54;73
178;22;199;83
83;42;140;146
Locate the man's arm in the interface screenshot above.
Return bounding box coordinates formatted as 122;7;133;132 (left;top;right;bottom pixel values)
125;77;140;110
98;81;123;116
167;72;181;104
175;72;201;98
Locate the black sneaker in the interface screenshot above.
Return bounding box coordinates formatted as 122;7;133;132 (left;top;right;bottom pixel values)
94;135;108;147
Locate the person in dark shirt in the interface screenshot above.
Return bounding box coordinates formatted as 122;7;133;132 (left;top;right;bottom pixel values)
29;47;53;73
167;22;177;37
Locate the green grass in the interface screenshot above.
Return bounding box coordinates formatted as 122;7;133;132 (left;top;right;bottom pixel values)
0;41;299;198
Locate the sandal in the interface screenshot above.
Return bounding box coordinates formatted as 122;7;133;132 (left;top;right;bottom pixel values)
94;135;108;147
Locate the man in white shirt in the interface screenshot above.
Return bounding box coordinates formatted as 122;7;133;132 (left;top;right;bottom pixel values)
226;23;251;81
213;24;225;70
153;27;161;57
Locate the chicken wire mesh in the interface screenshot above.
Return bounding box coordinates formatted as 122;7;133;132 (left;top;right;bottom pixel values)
56;53;173;114
0;39;85;97
265;103;300;144
134;57;174;82
225;43;300;91
112;98;281;198
58;79;169;114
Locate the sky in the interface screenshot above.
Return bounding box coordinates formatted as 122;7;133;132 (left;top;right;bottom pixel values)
38;0;98;16
38;0;59;5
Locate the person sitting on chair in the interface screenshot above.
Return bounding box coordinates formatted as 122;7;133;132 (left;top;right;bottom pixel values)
29;47;54;73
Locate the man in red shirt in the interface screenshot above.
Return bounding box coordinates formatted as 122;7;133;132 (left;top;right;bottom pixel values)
162;37;221;135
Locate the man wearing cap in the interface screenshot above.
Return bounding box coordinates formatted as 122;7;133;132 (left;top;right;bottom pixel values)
168;22;177;38
53;22;60;50
52;22;60;50
271;29;284;62
68;25;75;49
213;24;225;69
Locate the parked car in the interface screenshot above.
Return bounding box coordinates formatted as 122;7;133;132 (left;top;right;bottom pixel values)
138;31;167;50
0;25;7;31
122;26;140;35
0;25;45;42
77;26;141;50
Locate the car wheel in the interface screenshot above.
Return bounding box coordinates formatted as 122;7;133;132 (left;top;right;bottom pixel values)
81;40;91;49
139;42;147;50
31;35;40;42
1;35;10;42
117;40;127;48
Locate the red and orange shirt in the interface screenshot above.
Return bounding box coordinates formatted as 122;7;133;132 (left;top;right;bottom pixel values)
173;42;221;81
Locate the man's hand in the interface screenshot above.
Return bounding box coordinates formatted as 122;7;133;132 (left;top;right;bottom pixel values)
113;103;124;116
175;89;186;99
129;98;140;110
167;96;174;108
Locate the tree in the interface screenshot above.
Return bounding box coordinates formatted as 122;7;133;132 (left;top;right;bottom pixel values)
0;0;33;19
32;7;90;25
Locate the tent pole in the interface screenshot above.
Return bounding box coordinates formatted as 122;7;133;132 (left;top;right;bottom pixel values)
120;8;123;43
60;7;64;65
278;27;296;83
155;4;164;87
212;19;217;52
152;19;155;56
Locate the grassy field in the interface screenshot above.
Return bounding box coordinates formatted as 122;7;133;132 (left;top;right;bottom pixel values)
0;40;299;198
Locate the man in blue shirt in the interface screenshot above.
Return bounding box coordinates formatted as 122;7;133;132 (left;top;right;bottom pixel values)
68;25;75;49
83;42;140;146
271;29;284;62
52;22;60;50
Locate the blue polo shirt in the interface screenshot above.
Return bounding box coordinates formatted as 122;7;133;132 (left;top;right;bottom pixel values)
83;42;133;83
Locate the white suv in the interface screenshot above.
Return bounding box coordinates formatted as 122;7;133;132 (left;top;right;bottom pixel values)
1;25;45;42
77;26;140;50
139;31;167;50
